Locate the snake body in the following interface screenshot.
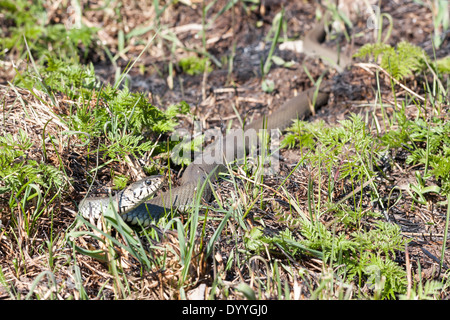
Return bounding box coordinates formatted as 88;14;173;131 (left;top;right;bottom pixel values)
80;15;352;226
79;176;164;221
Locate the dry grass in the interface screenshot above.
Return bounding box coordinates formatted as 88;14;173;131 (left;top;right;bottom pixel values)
1;0;450;301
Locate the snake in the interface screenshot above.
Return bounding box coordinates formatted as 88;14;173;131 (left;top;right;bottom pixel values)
79;176;165;222
79;13;353;226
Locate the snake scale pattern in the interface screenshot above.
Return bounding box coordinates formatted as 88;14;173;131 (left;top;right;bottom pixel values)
79;14;352;226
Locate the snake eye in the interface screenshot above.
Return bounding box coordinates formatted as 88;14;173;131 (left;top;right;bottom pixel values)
145;179;152;185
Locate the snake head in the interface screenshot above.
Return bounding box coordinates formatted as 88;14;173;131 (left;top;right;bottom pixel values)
118;175;165;214
136;175;165;199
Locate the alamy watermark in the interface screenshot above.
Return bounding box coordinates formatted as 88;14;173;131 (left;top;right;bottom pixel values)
65;3;82;30
365;5;381;30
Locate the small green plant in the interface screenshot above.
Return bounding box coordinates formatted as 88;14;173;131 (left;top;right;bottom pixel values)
299;219;409;298
436;56;450;73
179;56;212;76
400;277;444;300
170;132;204;166
0;128;66;199
354;41;429;80
260;7;285;93
352;221;407;257
359;252;408;299
0;0;97;61
332;204;382;228
0;128;65;235
16;55;191;164
15;56;98;100
282;119;324;149
284;114;379;182
383;115;450;195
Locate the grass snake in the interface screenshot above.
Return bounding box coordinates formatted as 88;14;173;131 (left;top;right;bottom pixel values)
79;15;352;226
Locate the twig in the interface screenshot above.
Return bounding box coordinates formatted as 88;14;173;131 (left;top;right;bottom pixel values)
355;62;426;102
405;243;412;299
233;172;290;203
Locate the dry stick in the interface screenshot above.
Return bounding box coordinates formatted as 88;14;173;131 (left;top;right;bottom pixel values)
440;195;450;274
355;63;426;102
421;247;449;269
422;51;446;98
233;172;290;203
232;170;314;222
201;59;210;102
405;243;412;299
322;177;376;214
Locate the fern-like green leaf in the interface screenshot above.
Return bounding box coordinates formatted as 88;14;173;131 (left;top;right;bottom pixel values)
354;41;430;80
